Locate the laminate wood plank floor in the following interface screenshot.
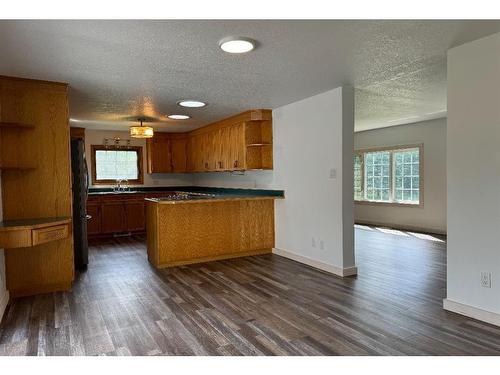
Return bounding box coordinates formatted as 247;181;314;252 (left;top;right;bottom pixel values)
1;225;499;355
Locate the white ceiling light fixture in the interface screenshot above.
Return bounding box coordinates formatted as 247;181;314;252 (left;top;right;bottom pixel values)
167;114;191;120
177;100;207;108
219;36;256;54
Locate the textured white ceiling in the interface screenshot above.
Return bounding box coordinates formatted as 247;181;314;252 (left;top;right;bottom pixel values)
0;20;498;132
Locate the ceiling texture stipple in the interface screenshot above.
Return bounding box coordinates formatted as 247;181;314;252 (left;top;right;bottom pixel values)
0;20;499;132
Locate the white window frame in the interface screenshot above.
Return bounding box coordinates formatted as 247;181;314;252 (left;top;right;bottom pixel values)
354;144;423;208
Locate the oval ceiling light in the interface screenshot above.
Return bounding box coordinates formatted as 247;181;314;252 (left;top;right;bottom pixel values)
219;36;255;54
167;114;191;120
177;100;207;108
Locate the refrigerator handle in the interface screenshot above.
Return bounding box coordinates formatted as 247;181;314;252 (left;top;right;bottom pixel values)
83;157;89;199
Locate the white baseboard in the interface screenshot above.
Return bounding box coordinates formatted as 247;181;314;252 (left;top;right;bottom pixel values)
272;248;357;278
443;298;500;327
0;290;9;322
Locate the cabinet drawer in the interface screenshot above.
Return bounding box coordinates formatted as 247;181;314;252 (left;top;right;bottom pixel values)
32;224;69;246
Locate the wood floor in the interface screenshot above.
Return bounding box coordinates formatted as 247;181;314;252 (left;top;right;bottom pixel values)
1;226;500;355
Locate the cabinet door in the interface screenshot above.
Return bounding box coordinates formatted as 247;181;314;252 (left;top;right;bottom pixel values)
147;134;171;173
170;138;187;172
228;123;246;171
202;133;213;171
124;201;145;232
86;203;101;235
211;129;223;170
219;126;233;171
186;136;195;172
100;202;126;233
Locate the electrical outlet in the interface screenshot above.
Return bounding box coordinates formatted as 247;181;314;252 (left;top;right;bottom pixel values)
481;272;491;288
311;238;316;248
319;240;325;250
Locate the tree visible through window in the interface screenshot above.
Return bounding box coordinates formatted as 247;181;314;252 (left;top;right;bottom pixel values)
354;146;422;205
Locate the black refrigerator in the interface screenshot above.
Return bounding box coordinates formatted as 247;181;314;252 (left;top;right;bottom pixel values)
70;138;89;271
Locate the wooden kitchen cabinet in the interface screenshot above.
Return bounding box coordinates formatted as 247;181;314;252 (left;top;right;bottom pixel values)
124;200;145;232
170;137;187;172
146;133;187;173
86;193;165;238
86;203;101;235
146;133;172;173
147;110;273;174
227;123;245;170
100;201;126;234
185;110;272;173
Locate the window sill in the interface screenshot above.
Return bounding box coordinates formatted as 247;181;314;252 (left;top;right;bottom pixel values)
355;199;423;208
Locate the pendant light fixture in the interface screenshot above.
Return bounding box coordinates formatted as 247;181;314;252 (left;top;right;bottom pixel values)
129;118;154;138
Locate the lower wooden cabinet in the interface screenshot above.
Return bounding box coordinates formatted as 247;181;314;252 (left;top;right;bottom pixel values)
87;194;149;238
124;201;146;232
101;201;126;234
86;203;101;235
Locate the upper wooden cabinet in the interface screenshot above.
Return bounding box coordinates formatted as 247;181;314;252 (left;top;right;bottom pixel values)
146;133;188;173
147;109;273;174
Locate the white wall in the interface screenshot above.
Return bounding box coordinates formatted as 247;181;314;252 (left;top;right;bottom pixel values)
195;86;356;275
354;118;447;234
84;130;194;188
0;175;8;321
444;32;500;324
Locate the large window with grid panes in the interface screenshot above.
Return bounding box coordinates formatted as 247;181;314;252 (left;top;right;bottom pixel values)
354;145;422;205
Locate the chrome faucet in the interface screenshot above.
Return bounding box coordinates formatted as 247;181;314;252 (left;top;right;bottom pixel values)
113;179;123;192
113;179;129;193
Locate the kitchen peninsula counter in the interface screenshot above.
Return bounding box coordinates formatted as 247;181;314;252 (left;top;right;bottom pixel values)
145;188;283;268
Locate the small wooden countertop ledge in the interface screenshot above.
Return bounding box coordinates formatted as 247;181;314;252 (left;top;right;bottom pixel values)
0;217;71;232
145;196;283;205
0;217;71;249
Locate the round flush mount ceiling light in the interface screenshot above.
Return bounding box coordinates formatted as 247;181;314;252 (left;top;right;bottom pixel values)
219;36;256;54
177;100;207;108
167;114;191;120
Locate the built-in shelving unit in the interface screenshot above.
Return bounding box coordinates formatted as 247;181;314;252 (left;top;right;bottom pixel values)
0;120;38;172
0;75;74;298
244;118;273;170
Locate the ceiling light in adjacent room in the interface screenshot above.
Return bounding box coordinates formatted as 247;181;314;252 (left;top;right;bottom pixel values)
167;114;191;120
130;118;154;138
177;100;207;108
219;37;256;54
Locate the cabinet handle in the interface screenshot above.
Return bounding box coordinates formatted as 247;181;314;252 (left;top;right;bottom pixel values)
205;162;209;169
234;160;238;168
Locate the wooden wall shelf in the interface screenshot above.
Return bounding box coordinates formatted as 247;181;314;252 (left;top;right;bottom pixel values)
0;121;35;129
0;217;71;249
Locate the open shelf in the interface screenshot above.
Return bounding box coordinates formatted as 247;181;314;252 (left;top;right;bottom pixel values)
0;121;35;130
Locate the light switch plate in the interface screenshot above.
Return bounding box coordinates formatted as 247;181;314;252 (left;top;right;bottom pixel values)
329;168;337;179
